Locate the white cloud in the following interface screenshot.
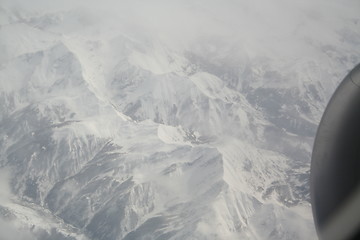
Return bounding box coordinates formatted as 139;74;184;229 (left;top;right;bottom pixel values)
0;219;36;240
0;168;13;204
1;0;358;54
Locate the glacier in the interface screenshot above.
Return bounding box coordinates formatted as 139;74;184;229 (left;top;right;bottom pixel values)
0;0;359;239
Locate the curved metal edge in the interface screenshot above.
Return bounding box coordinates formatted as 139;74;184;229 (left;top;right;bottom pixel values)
350;64;360;87
311;63;360;239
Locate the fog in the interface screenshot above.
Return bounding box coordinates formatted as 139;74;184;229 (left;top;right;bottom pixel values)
0;219;36;240
0;0;359;239
0;168;12;204
2;0;359;56
0;168;35;240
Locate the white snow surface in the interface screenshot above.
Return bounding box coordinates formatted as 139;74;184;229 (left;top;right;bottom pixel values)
0;0;359;239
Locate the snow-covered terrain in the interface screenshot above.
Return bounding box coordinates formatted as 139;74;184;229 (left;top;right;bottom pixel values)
0;0;359;239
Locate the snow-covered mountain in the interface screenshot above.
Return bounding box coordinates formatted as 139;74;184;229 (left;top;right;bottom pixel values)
0;0;359;239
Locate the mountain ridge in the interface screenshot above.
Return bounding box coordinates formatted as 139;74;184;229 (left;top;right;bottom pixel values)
1;1;359;239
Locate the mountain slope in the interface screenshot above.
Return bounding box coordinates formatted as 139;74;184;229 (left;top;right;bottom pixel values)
1;1;359;239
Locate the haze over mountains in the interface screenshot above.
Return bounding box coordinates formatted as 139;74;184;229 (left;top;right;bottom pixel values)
0;0;359;239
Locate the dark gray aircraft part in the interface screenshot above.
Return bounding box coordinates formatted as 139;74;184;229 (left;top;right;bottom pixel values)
311;63;360;240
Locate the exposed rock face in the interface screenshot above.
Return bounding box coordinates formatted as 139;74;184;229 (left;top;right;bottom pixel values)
0;1;359;239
